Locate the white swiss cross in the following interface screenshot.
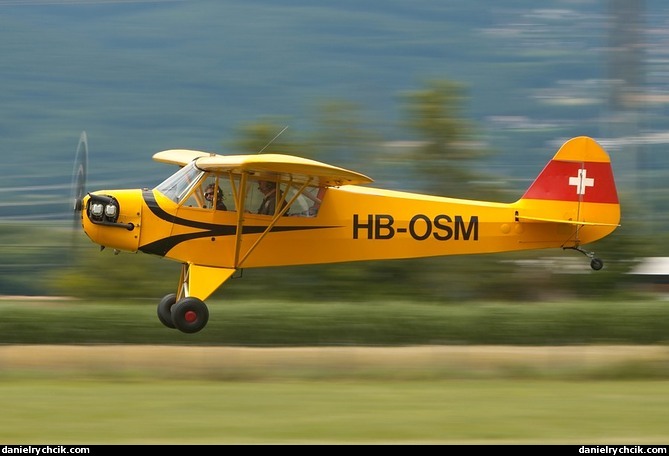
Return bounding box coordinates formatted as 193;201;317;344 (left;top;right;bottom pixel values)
568;168;595;195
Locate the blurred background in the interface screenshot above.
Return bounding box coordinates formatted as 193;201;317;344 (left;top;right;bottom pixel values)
1;0;667;303
4;3;669;444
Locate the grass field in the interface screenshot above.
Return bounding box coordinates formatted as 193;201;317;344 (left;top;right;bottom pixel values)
1;345;668;444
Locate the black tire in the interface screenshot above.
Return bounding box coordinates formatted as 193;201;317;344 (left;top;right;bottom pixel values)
171;297;209;334
157;293;177;329
590;258;604;271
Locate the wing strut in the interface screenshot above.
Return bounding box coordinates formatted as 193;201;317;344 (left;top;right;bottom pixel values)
233;172;249;267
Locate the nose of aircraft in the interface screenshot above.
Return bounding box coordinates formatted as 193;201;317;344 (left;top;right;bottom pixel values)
81;189;143;252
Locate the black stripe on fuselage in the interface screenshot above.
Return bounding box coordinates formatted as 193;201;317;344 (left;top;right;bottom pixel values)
140;190;338;257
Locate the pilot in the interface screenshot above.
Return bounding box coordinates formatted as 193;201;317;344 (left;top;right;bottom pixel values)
256;180;278;215
204;183;227;211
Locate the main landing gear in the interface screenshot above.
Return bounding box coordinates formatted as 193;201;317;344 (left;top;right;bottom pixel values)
157;293;210;334
563;246;604;271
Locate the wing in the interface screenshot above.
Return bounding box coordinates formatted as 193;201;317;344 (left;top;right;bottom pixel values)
153;149;214;167
194;153;373;187
152;150;373;187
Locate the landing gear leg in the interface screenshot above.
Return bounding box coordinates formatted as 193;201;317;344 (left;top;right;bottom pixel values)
157;263;225;333
563;246;604;271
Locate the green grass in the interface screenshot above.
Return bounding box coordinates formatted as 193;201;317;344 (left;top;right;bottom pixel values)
1;297;669;345
0;378;667;444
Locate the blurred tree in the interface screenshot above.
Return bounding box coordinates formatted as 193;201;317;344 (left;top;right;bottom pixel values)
309;100;381;167
0;223;73;296
391;80;514;300
229;116;307;156
401;80;492;199
46;245;180;299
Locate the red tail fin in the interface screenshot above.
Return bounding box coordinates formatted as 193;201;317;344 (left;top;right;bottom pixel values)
521;136;619;204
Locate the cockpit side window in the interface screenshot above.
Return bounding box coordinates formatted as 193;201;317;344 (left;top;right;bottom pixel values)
243;177;325;217
182;175;214;209
173;172;238;211
154;162;204;204
283;184;324;217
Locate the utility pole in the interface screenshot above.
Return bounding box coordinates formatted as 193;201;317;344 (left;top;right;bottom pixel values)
604;0;645;203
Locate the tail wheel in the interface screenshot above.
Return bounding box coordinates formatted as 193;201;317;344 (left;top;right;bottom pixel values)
171;297;209;334
563;246;605;271
157;293;177;329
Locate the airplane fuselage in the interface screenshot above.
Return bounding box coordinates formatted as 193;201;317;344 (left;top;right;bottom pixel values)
82;183;618;270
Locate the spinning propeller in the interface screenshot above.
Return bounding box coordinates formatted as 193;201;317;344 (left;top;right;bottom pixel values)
70;131;88;230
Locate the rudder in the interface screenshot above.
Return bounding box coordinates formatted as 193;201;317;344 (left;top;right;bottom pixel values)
521;136;619;205
516;136;620;244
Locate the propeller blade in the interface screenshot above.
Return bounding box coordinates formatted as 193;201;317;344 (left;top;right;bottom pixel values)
71;131;88;237
67;131;90;266
70;131;88;228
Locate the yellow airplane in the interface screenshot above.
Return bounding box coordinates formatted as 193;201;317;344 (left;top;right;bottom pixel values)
76;135;620;333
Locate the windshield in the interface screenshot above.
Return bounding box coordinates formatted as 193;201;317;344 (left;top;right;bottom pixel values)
154;162;204;203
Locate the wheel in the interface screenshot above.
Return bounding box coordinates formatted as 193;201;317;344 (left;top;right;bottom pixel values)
157;293;177;329
171;297;209;334
590;258;604;271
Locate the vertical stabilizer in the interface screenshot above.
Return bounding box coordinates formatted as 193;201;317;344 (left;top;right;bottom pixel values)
516;136;620;248
521;136;619;206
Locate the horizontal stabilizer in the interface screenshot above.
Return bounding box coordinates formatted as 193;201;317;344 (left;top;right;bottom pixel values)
517;214;620;227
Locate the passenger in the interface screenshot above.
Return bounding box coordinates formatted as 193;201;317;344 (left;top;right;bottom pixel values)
256;180;278;215
204;183;227;211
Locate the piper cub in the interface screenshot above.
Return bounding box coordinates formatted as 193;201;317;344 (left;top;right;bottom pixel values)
75;135;620;333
